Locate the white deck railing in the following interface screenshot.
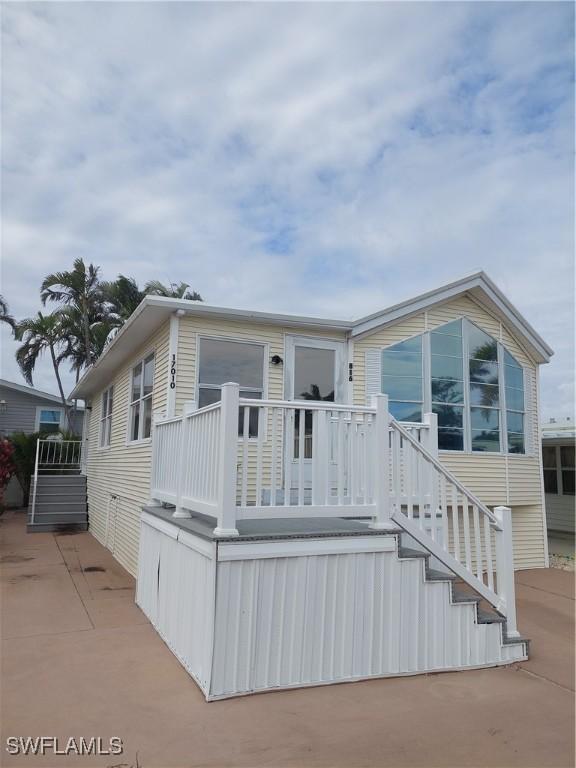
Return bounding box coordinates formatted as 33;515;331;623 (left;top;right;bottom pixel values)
150;382;518;632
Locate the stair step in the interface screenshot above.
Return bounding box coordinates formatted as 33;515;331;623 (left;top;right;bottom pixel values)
27;522;88;533
425;568;456;581
28;512;88;524
476;608;506;624
398;546;429;560
452;588;481;604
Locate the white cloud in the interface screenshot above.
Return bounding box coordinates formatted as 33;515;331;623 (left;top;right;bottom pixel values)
1;1;573;419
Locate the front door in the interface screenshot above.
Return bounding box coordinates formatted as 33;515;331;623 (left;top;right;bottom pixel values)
284;336;346;489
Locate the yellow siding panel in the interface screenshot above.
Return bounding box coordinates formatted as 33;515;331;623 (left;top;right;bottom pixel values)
176;316;346;413
85;321;170;577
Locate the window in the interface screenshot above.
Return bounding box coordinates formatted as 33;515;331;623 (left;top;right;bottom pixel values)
100;386;114;447
197;338;265;437
381;336;423;422
544;445;575;496
37;408;62;434
378;318;527;454
504;350;525;454
561;446;575;495
129;353;154;442
468;325;500;452
431;319;464;450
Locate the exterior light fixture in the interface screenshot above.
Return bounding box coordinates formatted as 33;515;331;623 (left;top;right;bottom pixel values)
271;355;283;366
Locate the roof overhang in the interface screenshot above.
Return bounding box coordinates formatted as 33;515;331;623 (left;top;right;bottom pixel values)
0;378;84;408
71;272;553;400
70;296;353;399
350;271;554;364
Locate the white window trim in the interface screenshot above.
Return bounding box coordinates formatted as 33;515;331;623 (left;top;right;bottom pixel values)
126;351;156;446
34;405;65;433
195;334;269;440
99;385;114;450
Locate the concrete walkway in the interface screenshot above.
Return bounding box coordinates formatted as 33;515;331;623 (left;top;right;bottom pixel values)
1;509;574;768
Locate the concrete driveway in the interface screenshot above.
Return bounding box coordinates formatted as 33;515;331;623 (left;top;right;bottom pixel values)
1;509;574;768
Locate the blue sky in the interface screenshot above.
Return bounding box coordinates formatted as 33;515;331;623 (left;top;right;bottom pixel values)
1;1;574;418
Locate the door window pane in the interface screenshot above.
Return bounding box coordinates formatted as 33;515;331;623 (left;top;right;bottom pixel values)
471;430;500;452
389;402;422;422
294;346;335;401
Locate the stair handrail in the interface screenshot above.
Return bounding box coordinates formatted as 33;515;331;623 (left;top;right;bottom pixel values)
389;417;501;530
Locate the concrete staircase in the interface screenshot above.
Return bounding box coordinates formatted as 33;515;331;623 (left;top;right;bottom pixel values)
27;475;88;533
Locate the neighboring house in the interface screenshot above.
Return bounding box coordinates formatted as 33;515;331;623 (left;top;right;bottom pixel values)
542;417;575;536
0;379;84;508
70;272;551;699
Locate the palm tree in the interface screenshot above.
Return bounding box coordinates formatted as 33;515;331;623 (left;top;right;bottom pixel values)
40;258;108;369
144;280;203;301
14;312;71;427
101;275;145;324
0;295;15;330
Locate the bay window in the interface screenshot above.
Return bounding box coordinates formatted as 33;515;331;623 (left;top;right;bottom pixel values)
380;318;526;454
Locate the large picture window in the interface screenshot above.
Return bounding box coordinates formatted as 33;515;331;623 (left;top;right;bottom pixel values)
197;337;265;437
380;318;526;454
129;353;154;442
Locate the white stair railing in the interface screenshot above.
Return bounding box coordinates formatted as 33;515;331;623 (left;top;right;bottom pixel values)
388;415;518;633
29;439;83;526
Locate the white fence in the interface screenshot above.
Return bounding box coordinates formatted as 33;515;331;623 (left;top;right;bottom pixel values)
150;382;518;632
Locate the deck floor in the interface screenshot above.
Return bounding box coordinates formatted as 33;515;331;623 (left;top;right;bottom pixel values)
1;508;574;767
